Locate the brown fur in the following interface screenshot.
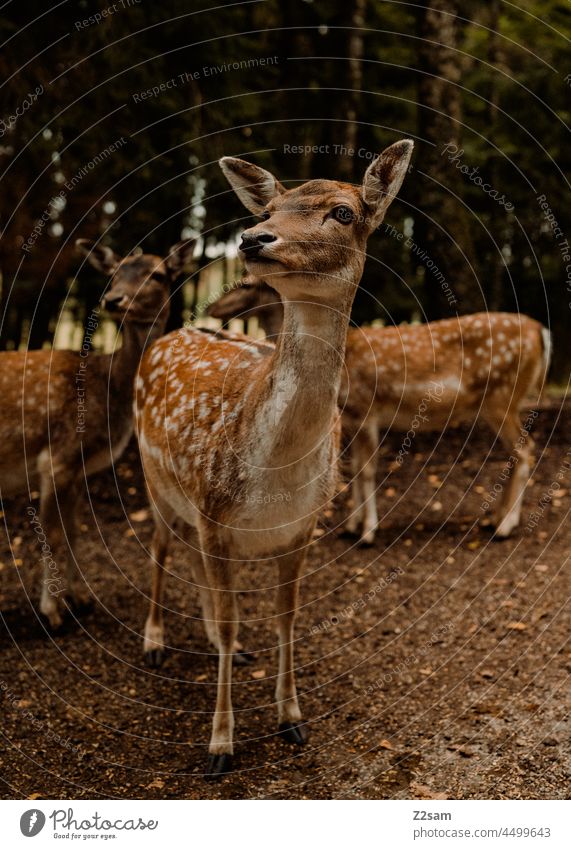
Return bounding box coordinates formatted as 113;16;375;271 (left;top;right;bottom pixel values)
0;238;193;626
137;141;414;774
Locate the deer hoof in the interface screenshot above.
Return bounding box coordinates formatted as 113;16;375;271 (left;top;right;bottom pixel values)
40;600;64;631
45;611;64;631
144;649;165;668
278;721;309;745
205;753;233;781
234;649;255;666
339;527;360;539
358;535;375;548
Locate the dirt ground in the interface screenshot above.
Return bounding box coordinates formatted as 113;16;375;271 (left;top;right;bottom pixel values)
1;399;570;800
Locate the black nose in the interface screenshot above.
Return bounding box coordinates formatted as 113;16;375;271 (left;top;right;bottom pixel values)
104;294;125;308
239;232;277;254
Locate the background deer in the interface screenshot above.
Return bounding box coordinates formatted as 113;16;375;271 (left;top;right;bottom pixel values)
206;282;551;544
135;139;414;778
206;277;283;339
0;238;193;628
340;314;551;544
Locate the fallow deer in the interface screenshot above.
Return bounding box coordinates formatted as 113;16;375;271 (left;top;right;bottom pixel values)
206;277;283;339
205;283;550;545
341;313;551;544
134;139;414;778
0;238;193;627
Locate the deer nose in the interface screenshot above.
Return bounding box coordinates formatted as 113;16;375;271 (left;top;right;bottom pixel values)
239;232;277;254
103;293;128;310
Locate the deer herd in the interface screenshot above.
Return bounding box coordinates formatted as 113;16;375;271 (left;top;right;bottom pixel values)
0;140;551;779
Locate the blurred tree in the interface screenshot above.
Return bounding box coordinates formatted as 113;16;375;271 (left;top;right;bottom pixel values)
414;0;480;318
0;0;568;379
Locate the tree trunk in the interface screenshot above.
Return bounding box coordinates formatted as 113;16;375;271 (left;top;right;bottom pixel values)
415;0;481;318
339;0;367;182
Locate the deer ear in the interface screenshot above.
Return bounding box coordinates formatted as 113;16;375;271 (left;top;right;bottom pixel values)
361;139;414;229
165;239;196;279
76;239;120;275
219;157;285;214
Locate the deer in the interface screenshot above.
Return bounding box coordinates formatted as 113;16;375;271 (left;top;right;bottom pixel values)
134;139;414;778
0;238;194;628
205;284;551;545
205;277;283;339
340;313;551;544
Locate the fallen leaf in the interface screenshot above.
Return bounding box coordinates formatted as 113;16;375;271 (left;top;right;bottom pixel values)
379;739;393;750
28;793;42;800
147;778;165;790
251;669;266;679
129;509;149;522
447;744;475;758
386;487;396;498
431;501;443;512
409;780;448;800
507;621;527;631
535;564;549;573
467;540;480;550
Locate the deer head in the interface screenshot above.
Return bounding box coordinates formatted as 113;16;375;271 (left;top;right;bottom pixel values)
220;140;413;305
75;239;196;325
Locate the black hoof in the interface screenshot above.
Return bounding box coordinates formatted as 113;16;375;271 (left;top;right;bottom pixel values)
278;720;309;746
358;537;375;548
339;528;360;540
144;649;165;668
205;753;233;781
234;649;255;666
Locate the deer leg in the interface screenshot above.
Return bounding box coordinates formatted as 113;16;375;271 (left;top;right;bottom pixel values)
37;485;66;629
60;485;91;610
358;420;380;546
182;526;252;665
143;501;175;668
485;412;531;538
201;545;238;779
37;466;80;628
275;548;308;745
343;440;365;536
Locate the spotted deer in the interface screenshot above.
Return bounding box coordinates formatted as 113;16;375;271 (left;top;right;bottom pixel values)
134;139;414;778
206;284;550;545
341;313;551;544
0;238;193;628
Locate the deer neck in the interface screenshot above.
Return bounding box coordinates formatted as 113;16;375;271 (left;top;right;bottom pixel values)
252;292;352;467
109;320;165;397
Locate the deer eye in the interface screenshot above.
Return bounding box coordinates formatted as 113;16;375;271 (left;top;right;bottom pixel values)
259;211;271;222
152;271;167;282
332;205;355;224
